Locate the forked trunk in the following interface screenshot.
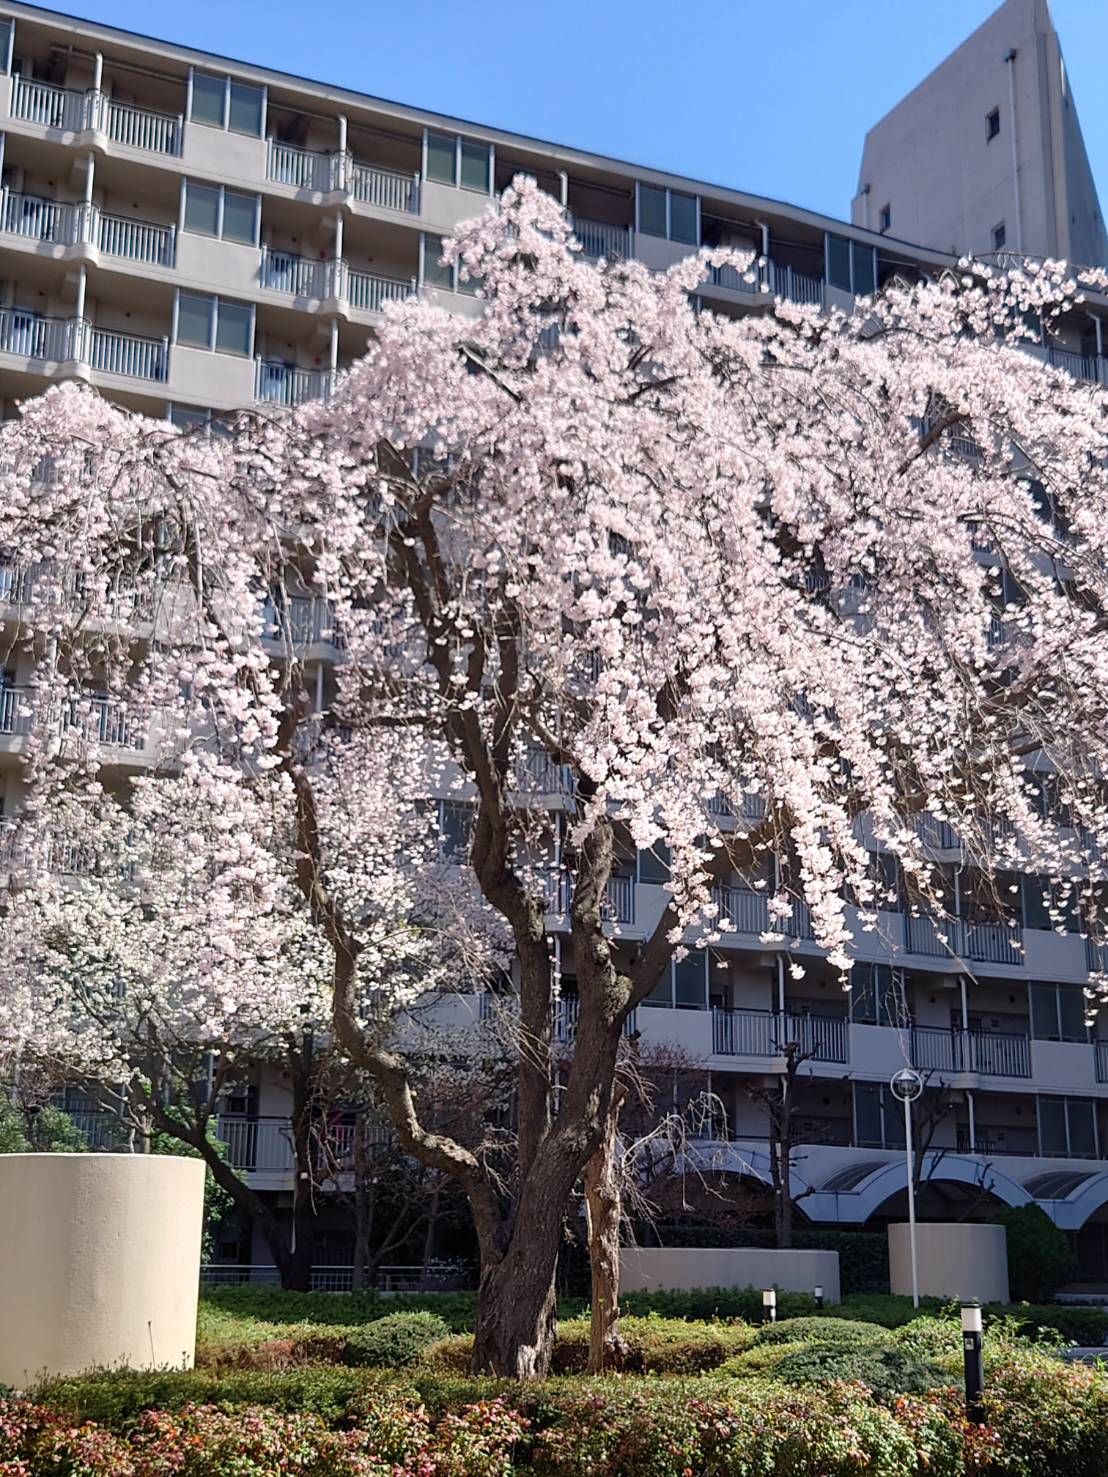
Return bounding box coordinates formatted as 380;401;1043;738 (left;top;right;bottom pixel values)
584;1084;628;1373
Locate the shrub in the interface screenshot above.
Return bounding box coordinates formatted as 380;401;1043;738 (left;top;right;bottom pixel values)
201;1284;478;1333
999;1204;1078;1302
714;1339;808;1377
773;1341;944;1399
997;1302;1108;1346
756;1314;894;1346
983;1351;1108;1475
342;1311;451;1368
431;1397;528;1477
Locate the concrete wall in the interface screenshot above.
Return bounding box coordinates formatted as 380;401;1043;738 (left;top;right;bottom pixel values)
620;1247;841;1302
0;1153;205;1387
888;1222;1009;1303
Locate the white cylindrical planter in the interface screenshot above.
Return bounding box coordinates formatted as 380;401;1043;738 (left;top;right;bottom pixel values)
0;1153;205;1387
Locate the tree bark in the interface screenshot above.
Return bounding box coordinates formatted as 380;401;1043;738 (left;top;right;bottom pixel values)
470;1211;561;1377
584;1083;628;1373
351;1111;371;1292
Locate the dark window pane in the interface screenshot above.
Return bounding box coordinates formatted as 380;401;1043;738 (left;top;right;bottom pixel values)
221;191;257;244
638;842;671;883
190;72;225;127
827;234;852;292
169;405;210;431
1039;1097;1067;1154
852;243;876;296
0;21;12;73
669;191;698;245
644;971;672;1008
850;965;877;1024
854;1084;882;1146
459;139;490;192
1059;986;1088;1044
1068;1099;1097;1156
183;182;220;236
421;235;452;289
674;952;706;1009
228;82;263;136
638;185;667;238
440;801;471;858
176;292;214;348
426;133;456;186
882;1092;906;1148
457;271;484;297
214;300;251;356
1030;982;1060;1041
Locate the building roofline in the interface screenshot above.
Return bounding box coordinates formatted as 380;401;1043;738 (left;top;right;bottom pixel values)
0;0;959;270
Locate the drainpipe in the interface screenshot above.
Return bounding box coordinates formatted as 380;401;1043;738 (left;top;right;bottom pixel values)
755;218;770;291
966;1089;977;1152
776;953;786;1015
1089;311;1104;381
1005;50;1023;254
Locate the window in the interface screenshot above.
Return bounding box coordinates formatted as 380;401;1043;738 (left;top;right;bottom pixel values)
854;1084;906;1149
438;800;472;859
423;131;492;193
174;291;254;357
992;221;1006;251
1038;1095;1098;1157
879;203;891;233
644;950;707;1009
420;234;482;295
637;841;671;884
0;19;13;74
188;70;266;137
850;963;908;1026
637;184;700;245
986;108;1001;141
183;181;260;245
1022;873;1079;932
825;233;877;296
168;404;234;439
1030;982;1088;1043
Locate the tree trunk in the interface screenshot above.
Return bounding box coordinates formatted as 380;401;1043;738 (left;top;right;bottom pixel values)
420;1184;440;1289
584;1084;628;1373
351;1111;370;1292
471;1238;560;1378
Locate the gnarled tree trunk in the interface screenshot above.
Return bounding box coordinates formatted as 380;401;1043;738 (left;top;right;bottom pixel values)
584;1082;628;1373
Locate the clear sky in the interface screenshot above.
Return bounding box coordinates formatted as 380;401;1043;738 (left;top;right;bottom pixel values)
37;0;1108;226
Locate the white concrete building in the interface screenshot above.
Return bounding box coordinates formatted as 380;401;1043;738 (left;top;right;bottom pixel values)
2;0;1108;1287
854;0;1108;269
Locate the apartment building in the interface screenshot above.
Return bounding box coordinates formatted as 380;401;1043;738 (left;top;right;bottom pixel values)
854;0;1108;268
5;0;1108;1288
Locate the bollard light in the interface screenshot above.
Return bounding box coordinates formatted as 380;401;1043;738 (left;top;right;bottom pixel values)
762;1287;776;1323
814;1284;824;1311
961;1300;985;1425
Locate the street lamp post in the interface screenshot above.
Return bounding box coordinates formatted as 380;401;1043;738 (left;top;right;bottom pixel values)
890;1066;924;1309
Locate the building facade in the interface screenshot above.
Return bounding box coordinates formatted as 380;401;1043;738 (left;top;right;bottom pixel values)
853;0;1108;269
3;0;1108;1288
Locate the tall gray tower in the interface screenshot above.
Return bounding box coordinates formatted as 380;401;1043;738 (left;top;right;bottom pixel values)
853;0;1107;268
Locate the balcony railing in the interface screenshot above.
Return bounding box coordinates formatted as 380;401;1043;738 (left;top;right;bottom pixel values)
260;248;334;299
712;883;770;935
0;309;73;361
82;324;169;381
964;920;1023;966
909;1023;1031;1077
261;595;343;649
61;695;145;751
552;994;638;1045
255;359;334;407
705;259;825;308
1048;344;1100;382
518;746;572;796
215;1113;388;1173
712;1007;848;1062
546;872;636;925
345;267;415;314
902;913;1022;965
0;190;176;266
0;686;31;737
10;79;183;155
265;141;419;212
348;160;420;214
571;216;633;261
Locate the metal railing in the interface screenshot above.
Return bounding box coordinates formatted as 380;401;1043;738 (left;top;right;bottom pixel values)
97;211;175;265
83;324;169;381
10;80;182;154
0;686;32;737
518;746;572;795
0;189;79;244
767;261;825;307
261;595;343;649
571;216;633;260
348;159;420;213
200;1262;464;1291
254;359;334;407
0;309;73;361
266;139;339;191
260;248;334;299
964;920;1023;966
909;1023;1031;1077
346;267;415;314
707;261;760;293
61;695;144;750
101;96;182;155
551;994;637;1044
712;883;769;935
547;872;636;924
711;1007;848;1062
215;1114;388;1173
1048;344;1099;382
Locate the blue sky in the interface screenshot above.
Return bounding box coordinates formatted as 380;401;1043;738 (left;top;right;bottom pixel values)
41;0;1108;225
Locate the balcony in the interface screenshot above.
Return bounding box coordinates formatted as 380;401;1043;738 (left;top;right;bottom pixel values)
1047;344;1102;382
902;913;1022;966
10;79;182;155
260;248;333;299
0;686;32;738
345;266;415;315
712;883;769;935
711;1006;848;1063
0;190;176;267
215;1113;388;1173
265;141;419;212
254;359;334;407
261;594;343;650
0;311;168;381
0;687;144;751
704;259;825;308
551;995;638;1045
909;1023;1032;1077
545;871;636;925
571;216;633;261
